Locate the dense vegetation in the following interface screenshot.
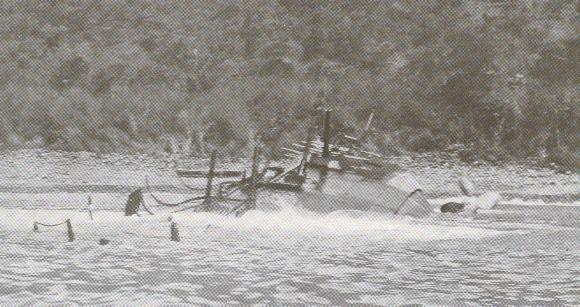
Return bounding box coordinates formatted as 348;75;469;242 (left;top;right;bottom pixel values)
0;0;577;168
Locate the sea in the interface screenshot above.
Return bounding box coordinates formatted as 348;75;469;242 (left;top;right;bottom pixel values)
0;150;578;305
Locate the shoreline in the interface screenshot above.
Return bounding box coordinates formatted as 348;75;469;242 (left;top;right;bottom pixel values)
0;149;577;203
0;185;577;204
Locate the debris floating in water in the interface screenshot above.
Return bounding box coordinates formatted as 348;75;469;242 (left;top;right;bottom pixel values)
66;219;75;242
32;218;75;242
124;189;154;216
170;222;180;242
441;202;465;213
87;195;94;220
99;238;110;245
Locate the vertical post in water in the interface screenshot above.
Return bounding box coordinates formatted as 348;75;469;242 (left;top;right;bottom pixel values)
66;219;75;242
201;150;217;211
300;128;313;176
205;150;217;198
247;145;260;210
314;110;331;191
322;109;331;159
170;222;180;242
33;222;39;232
87;195;94;220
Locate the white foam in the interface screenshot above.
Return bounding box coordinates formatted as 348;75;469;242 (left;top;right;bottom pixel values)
196;205;503;242
0;194;508;243
499;198;579;207
429;195;579;208
428;192;502;211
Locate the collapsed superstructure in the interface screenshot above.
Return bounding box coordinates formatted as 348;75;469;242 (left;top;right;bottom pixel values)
145;109;433;218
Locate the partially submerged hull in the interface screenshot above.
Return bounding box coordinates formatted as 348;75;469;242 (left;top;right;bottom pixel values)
145;125;496;220
262;169;433;218
149;110;439;218
295;189;431;218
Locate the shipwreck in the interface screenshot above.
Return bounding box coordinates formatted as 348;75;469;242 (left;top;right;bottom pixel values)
144;109;434;218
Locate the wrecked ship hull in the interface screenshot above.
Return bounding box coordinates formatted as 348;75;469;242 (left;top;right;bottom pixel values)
257;169;433;218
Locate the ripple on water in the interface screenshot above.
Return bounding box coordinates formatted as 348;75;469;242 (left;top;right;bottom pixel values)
0;163;578;305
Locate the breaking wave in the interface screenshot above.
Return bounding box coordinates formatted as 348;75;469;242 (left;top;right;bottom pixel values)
0;193;516;243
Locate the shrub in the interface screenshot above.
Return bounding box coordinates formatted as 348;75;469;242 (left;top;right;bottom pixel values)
402;128;449;153
545;146;579;173
50;57;90;91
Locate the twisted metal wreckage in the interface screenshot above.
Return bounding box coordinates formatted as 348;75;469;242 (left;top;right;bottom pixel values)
30;110;495;243
137;109;474;219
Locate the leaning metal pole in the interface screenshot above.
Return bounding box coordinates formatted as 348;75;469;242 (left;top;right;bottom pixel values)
247;145;261;210
322;109;331;159
300;128;313;176
200;149;217;211
205;150;217;199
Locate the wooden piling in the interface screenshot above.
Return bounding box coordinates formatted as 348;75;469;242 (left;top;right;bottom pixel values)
170;222;180;242
87;195;94;220
199;150;217;211
33;222;39;232
205;150;217;199
66;219;75;242
300;129;313;176
248;145;261;209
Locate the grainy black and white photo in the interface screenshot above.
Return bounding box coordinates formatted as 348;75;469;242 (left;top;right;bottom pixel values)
0;0;578;305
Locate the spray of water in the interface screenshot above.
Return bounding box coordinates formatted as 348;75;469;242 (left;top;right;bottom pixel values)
7;191;574;244
0;193;515;244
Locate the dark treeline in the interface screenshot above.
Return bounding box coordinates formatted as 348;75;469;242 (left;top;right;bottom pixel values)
0;0;577;168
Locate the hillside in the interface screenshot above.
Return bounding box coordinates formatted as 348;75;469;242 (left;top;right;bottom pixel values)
0;0;577;168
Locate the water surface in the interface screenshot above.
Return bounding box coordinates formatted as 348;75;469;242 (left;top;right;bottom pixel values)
0;150;578;305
